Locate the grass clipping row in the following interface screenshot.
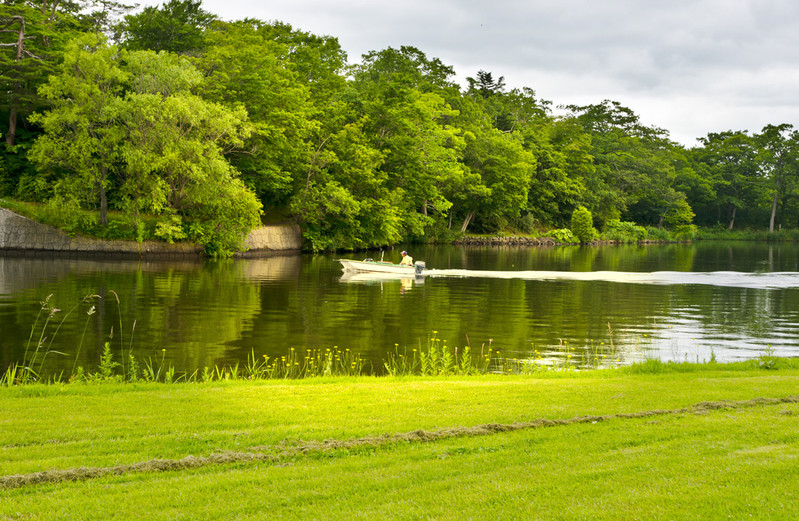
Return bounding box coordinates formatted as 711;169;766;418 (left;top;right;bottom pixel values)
3;396;798;489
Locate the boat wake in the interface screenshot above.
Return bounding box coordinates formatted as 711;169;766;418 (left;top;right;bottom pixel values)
423;269;799;289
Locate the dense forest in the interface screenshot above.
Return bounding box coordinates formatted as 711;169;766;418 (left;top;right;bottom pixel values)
2;0;799;254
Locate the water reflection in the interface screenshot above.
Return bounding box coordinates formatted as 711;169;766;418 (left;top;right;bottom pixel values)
240;256;302;282
2;242;799;376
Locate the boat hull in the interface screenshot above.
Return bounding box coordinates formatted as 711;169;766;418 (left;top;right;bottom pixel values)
338;259;423;275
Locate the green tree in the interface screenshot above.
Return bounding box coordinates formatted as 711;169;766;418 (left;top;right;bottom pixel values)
250;20;347;107
290;119;399;251
692;131;760;230
83;0;137;36
349;46;465;239
565;100;691;229
119;0;215;54
522;118;589;228
29;34;261;253
461;76;581;230
756;124;799;232
197;20;315;209
458;127;534;232
28;34;128;225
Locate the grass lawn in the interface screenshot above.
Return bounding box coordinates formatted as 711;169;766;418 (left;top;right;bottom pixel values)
1;367;798;519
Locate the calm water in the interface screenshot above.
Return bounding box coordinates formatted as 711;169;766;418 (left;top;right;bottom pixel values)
2;241;799;375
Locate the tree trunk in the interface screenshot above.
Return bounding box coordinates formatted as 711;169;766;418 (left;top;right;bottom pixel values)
98;167;108;226
460;211;475;233
769;189;779;233
421;200;428;217
5;16;25;147
6;106;18;147
727;205;736;231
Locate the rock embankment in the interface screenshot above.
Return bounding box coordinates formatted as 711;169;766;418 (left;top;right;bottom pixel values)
454;235;557;246
0;208;302;256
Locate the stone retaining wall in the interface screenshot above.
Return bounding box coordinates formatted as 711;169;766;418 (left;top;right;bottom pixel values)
240;224;303;256
0;208;303;256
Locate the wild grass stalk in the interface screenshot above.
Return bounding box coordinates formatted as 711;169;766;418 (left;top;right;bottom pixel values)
23;294;53;367
143;349;168;382
384;332;491;376
25;296;59;379
1;363;21;387
38;295;99;375
72;303;98;375
108;290;126;376
245;349;269;379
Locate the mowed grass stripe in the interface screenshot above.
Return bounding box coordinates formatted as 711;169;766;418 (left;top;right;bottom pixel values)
4;395;797;489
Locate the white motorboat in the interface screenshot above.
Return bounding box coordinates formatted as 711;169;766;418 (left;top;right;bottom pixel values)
338;258;426;275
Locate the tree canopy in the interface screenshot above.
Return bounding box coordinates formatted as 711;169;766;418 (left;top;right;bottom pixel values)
2;1;799;252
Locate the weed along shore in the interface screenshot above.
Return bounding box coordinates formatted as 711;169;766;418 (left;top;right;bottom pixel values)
2;364;799;519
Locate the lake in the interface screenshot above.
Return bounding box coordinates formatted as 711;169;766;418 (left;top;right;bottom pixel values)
2;241;799;377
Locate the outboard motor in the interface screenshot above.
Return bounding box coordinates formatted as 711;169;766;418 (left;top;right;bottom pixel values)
414;261;426;275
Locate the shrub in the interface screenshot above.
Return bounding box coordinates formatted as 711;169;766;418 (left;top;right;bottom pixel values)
645;226;671;241
515;213;539;235
547;228;578;243
154;215;187;243
673;224;698;241
570;206;596;243
38;195;83;236
603;220;648;243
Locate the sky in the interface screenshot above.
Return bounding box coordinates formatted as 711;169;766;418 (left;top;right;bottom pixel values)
136;0;799;147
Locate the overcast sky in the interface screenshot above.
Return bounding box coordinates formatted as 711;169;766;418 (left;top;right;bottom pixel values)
137;0;799;147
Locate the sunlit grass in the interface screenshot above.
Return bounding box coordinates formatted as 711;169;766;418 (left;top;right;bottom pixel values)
2;370;799;519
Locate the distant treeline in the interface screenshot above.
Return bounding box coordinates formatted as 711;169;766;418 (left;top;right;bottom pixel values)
1;1;798;253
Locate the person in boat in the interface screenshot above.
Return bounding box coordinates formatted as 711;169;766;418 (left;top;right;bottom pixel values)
399;251;413;266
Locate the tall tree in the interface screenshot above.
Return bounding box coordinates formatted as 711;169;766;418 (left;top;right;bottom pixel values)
28;34;127;224
250;20;347;106
119;0;215;54
692;131;759;230
756;124;799;232
458;126;534;232
349;46;465;238
466;70;505;98
565;100;689;228
83;0;137;37
197;20;315;209
29;34;261;253
522;118;590;227
0;0;80;147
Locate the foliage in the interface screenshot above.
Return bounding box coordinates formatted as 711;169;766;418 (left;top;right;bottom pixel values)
28;34;262;255
197;20;315;209
153;214;187;243
757;346;779;370
118;0;216;54
570;206;596;243
645;226;672;241
547;227;577;243
672;224;699;240
6;6;799;251
602;219;648;242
